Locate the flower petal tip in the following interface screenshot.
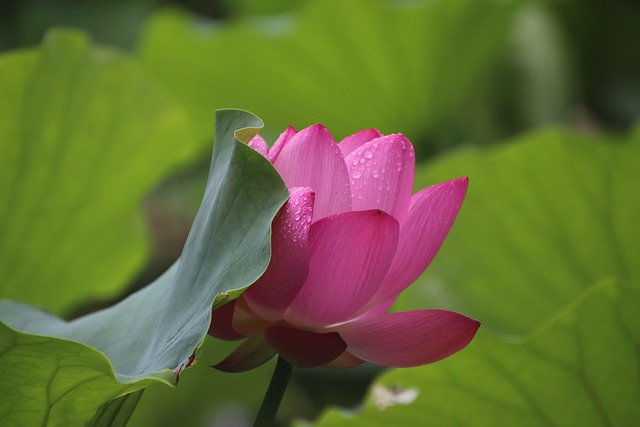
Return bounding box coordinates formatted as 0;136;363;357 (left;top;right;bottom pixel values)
338;310;480;368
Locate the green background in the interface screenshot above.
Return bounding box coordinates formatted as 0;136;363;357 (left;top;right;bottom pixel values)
0;0;638;426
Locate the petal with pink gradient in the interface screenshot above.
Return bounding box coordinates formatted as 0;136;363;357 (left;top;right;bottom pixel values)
370;177;468;305
345;134;415;221
338;128;383;157
323;351;365;369
264;325;347;368
213;333;276;372
248;134;269;157
267;125;297;163
243;187;315;321
273;125;352;221
228;299;272;337
285;210;399;327
209;300;245;341
337;310;480;367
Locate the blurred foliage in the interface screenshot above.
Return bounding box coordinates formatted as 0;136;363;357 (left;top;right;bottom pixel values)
0;0;639;426
404;126;640;335
0;29;198;314
137;0;517;158
0;0;161;51
550;0;640;128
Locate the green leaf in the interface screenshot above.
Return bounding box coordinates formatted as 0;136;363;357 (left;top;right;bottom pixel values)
0;29;200;314
400;127;640;335
90;390;145;427
0;109;289;425
0;322;157;426
306;281;640;427
137;0;516;150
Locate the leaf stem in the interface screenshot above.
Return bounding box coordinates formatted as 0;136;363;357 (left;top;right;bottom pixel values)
253;356;293;427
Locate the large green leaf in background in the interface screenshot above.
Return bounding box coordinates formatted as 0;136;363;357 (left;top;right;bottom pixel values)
307;282;640;426
0;109;289;426
137;0;516;150
406;127;640;335
0;29;198;314
304;128;640;425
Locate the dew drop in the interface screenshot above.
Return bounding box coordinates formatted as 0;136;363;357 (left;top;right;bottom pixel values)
372;171;379;178
353;171;362;179
364;151;374;159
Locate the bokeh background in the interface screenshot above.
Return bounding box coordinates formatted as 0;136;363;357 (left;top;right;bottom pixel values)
1;0;638;426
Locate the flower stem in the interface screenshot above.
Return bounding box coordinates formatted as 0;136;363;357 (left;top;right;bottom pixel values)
253;356;293;427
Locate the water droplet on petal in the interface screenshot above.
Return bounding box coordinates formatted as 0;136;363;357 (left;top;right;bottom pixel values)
353;171;362;179
364;151;374;159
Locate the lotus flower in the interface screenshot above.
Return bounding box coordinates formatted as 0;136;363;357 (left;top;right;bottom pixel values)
209;125;479;371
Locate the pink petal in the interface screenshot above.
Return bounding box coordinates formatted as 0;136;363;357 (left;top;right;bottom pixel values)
248;134;269;157
339;128;383;157
213;333;276;372
273;124;352;221
345;134;415;221
323;351;365;369
243;187;315;321
209;300;245;341
337;310;480;367
284;210;399;327
229;299;272;336
267;125;297;163
264;325;347;368
369;177;468;305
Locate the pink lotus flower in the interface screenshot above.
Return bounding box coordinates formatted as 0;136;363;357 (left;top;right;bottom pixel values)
209;125;479;371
